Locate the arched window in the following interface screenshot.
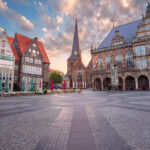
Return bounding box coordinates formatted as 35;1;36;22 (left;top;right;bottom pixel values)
77;73;82;82
126;53;133;68
98;58;103;70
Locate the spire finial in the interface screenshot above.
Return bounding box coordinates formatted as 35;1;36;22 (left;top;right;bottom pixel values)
91;44;93;51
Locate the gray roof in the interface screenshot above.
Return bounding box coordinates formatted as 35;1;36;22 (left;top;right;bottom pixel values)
68;19;81;60
98;19;142;51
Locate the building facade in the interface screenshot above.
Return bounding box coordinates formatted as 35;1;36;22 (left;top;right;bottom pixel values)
0;30;15;92
67;19;87;88
12;33;50;91
91;3;150;91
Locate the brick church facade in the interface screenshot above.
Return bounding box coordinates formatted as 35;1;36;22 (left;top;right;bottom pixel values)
67;19;88;88
91;3;150;91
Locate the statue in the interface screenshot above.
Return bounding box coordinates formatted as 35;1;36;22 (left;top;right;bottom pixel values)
110;63;119;90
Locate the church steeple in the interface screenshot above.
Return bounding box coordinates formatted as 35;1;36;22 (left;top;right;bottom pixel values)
68;18;81;60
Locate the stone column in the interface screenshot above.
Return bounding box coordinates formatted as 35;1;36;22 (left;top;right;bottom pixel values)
135;78;138;90
123;78;125;91
85;82;86;88
101;78;104;91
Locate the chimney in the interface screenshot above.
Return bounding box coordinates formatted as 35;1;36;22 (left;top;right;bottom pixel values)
34;37;38;42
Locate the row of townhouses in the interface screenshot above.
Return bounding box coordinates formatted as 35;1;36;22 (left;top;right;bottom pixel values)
0;30;50;92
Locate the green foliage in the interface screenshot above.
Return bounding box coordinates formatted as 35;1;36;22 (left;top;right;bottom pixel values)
43;89;47;94
50;71;63;84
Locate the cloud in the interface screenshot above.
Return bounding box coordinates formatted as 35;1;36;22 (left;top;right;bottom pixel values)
0;0;34;32
42;27;47;32
56;16;64;24
37;0;147;69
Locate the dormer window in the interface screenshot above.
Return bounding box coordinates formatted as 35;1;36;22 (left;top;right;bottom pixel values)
33;43;36;47
33;50;36;54
29;49;31;52
113;41;123;46
37;51;39;55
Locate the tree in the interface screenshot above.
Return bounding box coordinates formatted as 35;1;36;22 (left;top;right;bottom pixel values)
50;71;63;84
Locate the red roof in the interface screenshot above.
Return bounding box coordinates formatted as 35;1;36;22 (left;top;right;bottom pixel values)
7;36;19;61
15;33;32;54
38;41;50;63
15;33;50;63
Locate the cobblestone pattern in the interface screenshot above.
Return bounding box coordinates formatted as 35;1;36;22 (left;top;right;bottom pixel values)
0;106;73;150
86;107;131;150
34;107;74;150
98;107;150;150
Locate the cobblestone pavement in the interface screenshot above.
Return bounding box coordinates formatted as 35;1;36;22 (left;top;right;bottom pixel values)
0;90;150;150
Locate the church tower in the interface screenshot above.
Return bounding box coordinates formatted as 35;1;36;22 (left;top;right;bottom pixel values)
67;18;87;88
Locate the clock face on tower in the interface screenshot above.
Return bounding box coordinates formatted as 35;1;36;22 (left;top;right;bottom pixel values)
74;50;77;55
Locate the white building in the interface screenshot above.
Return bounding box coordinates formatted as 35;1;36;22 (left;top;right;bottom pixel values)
0;30;15;92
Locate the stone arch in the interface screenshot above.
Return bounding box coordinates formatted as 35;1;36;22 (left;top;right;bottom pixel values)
125;76;136;90
103;77;111;90
94;78;102;90
119;77;123;90
138;75;149;90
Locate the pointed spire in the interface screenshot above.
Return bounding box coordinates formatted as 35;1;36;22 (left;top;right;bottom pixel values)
68;17;81;60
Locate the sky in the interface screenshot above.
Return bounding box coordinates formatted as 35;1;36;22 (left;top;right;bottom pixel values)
0;0;148;74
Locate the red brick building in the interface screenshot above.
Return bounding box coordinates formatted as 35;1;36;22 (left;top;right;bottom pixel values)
91;3;150;91
67;19;87;88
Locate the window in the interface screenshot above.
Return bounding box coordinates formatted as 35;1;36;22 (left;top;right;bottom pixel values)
2;40;5;47
1;49;5;55
115;55;122;68
148;44;150;55
30;58;33;63
145;25;150;31
98;58;103;70
37;51;39;55
126;53;133;68
29;49;31;52
106;56;111;69
139;33;145;37
15;65;18;70
137;59;147;70
38;60;41;65
77;73;82;82
9;74;12;81
33;43;36;47
136;45;146;56
145;19;150;24
25;57;30;62
113;41;123;46
14;76;18;81
33;50;36;54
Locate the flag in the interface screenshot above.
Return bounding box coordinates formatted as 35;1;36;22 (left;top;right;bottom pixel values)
50;80;53;90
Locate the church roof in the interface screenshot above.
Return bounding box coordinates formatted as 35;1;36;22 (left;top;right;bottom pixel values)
68;19;81;60
98;19;142;51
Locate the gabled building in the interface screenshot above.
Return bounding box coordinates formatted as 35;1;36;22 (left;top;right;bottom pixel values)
67;19;87;88
0;30;15;92
12;33;50;91
91;3;150;91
